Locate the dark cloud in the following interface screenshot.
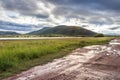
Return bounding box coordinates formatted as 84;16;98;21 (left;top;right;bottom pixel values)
0;20;39;31
34;14;49;18
0;0;49;19
89;17;114;25
47;0;120;11
0;0;38;14
109;26;120;30
49;0;120;17
8;15;18;19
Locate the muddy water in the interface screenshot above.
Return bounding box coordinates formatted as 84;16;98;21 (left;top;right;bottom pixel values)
4;38;120;80
110;39;120;45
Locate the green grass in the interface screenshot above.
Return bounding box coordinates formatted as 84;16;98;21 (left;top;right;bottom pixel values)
0;37;113;79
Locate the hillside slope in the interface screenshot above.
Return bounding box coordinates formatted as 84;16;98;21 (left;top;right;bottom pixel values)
0;31;19;35
29;25;97;36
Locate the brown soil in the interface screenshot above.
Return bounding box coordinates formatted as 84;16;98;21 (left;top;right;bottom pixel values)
4;38;120;80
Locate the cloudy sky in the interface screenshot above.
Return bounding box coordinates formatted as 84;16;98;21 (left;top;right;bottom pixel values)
0;0;120;35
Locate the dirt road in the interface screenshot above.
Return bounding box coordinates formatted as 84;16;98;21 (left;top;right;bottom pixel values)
4;38;120;80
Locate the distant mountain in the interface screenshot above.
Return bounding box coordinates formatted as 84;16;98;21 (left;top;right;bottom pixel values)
0;31;19;35
28;25;97;36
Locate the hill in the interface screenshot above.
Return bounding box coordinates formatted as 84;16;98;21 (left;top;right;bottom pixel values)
28;25;97;36
0;31;19;35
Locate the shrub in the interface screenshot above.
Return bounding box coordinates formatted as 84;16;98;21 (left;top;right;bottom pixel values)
95;33;104;37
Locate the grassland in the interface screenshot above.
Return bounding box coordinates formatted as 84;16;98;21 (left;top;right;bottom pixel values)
0;37;113;79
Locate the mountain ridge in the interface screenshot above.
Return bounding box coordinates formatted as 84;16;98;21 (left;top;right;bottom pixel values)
28;25;97;36
0;31;19;35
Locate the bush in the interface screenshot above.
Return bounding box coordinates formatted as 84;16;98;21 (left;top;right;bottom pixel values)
95;34;104;37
